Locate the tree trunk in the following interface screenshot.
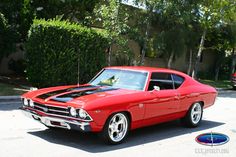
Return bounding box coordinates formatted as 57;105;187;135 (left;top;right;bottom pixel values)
214;51;225;81
215;66;220;81
108;45;112;66
192;29;207;79
167;51;174;69
140;3;152;66
77;54;80;84
140;44;146;65
187;49;193;75
140;25;149;66
230;48;236;78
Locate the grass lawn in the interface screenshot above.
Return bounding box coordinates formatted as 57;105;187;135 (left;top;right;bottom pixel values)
199;79;232;89
0;82;29;96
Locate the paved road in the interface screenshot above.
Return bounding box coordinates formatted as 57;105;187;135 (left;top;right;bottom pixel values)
0;91;236;157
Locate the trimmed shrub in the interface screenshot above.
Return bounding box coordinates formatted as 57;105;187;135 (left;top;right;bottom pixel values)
26;19;109;87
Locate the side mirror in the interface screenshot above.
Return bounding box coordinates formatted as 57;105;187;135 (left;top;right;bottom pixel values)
153;86;160;91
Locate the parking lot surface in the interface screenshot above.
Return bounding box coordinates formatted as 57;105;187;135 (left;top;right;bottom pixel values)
0;91;236;157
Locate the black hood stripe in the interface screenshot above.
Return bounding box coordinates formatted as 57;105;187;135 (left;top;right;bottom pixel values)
37;85;95;99
50;87;118;103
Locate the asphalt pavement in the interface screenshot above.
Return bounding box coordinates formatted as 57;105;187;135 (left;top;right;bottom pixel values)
0;90;236;157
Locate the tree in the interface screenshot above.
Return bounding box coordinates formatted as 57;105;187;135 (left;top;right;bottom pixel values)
0;0;99;42
204;26;230;81
0;0;33;41
0;12;15;62
191;0;236;79
155;28;187;68
31;0;99;26
228;22;236;75
153;0;194;68
94;0;132;66
131;0;158;65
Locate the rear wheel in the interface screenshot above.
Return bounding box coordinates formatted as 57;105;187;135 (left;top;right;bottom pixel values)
182;102;203;127
100;112;130;144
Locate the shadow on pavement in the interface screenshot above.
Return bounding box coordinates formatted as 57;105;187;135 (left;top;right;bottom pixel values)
28;119;224;153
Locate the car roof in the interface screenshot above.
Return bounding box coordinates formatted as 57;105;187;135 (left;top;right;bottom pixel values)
105;66;189;77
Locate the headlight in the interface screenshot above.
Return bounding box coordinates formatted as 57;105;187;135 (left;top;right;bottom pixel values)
23;98;28;106
78;109;87;119
69;107;77;117
29;99;34;107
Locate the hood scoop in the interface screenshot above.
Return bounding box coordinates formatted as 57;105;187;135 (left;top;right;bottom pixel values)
50;97;73;103
50;87;118;103
37;85;96;99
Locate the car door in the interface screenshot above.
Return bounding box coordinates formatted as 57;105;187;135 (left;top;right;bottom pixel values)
144;72;180;123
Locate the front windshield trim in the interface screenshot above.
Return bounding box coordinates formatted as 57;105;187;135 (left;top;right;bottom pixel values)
88;68;149;91
143;71;150;91
88;69;105;84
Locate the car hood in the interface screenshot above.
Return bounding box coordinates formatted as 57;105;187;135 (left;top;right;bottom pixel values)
22;85;143;109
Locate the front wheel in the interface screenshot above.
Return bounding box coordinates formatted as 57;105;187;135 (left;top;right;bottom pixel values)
182;102;203;127
100;112;130;144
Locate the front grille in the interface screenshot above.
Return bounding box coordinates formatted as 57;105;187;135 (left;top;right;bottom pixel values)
33;102;70;117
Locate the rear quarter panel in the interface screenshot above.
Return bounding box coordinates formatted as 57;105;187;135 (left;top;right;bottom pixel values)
178;81;217;114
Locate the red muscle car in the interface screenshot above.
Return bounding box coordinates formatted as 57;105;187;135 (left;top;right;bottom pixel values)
20;66;217;144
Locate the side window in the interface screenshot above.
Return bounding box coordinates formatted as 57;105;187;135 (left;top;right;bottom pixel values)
172;74;184;89
148;73;174;91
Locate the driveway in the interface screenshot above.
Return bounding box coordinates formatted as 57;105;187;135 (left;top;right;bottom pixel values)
0;90;235;157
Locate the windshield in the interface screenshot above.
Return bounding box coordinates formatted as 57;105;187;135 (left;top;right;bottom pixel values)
90;69;148;90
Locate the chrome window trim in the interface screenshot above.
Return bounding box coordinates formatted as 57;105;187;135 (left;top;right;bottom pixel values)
89;68;149;91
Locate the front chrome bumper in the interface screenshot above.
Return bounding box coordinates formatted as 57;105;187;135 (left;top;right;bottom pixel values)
20;107;91;131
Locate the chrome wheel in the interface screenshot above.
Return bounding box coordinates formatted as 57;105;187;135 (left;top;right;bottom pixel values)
191;103;202;124
108;113;128;143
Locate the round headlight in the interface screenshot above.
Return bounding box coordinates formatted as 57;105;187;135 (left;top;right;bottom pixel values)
69;107;77;117
23;98;28;106
29;99;34;107
79;109;87;119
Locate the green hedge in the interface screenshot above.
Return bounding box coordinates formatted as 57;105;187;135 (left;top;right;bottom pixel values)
26;19;109;87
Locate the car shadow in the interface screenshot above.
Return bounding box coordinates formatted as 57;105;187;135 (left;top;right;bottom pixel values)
28;119;224;153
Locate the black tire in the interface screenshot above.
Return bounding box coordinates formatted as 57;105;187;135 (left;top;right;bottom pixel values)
181;102;203;128
100;112;130;144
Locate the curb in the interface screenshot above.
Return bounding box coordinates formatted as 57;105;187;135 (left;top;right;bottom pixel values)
0;96;21;102
216;88;234;93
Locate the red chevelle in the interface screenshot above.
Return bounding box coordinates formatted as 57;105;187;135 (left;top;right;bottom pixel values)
20;66;217;144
